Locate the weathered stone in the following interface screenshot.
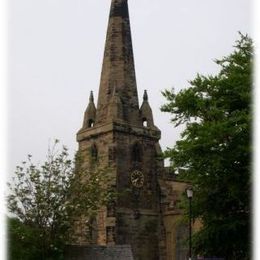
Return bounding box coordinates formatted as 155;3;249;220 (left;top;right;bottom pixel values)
72;0;192;259
65;245;134;260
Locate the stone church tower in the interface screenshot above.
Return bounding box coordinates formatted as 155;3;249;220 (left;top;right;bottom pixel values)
74;0;191;259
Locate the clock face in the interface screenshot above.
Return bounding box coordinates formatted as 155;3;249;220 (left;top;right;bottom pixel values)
131;170;144;188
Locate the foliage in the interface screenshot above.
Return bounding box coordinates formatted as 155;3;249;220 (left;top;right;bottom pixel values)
7;217;42;260
161;33;252;259
7;140;115;259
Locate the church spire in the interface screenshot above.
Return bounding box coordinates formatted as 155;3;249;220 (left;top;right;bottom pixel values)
89;90;94;102
96;0;140;126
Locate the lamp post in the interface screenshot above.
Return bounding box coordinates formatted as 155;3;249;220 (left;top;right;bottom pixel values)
186;187;193;260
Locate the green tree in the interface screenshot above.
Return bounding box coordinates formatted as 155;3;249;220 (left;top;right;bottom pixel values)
7;217;42;260
7;140;115;259
161;34;252;259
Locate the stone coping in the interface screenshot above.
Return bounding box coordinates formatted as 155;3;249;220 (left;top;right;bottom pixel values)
64;244;134;260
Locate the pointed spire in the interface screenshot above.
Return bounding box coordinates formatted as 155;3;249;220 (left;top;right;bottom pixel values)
89;91;94;102
82;91;96;129
110;0;129;18
96;0;140;126
143;90;148;102
140;90;157;129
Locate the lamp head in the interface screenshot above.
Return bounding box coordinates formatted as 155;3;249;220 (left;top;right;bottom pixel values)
186;187;193;198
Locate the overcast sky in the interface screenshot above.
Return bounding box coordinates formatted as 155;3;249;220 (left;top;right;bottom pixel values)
8;0;251;172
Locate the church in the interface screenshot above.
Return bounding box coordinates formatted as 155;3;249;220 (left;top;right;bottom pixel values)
68;0;190;259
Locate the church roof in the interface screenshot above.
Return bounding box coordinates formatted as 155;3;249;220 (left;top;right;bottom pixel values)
65;245;134;260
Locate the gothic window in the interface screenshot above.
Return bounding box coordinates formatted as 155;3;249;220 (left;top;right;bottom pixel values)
88;119;94;128
91;144;98;161
107;201;116;217
85;219;93;242
106;226;115;244
142;118;148;127
132;143;142;163
108;146;116;163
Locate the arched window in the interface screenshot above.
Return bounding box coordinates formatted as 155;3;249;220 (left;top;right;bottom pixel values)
91;144;98;161
142;118;148;127
88;119;94;128
108;146;116;163
132;143;142;163
107;201;116;217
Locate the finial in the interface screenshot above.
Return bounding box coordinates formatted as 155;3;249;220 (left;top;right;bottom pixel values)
89;91;94;102
143;90;148;101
